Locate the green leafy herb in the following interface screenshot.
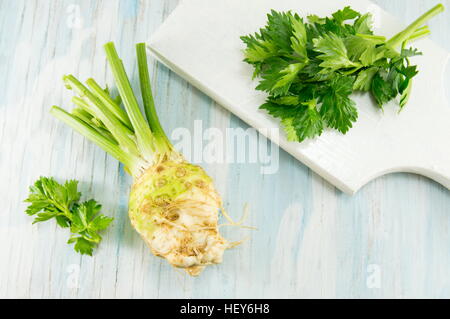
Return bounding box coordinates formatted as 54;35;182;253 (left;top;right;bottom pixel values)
25;177;113;256
241;4;444;142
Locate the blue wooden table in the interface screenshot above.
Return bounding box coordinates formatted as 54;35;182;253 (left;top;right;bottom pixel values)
1;0;450;298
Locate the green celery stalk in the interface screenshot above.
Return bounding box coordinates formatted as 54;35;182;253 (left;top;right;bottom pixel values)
136;43;171;154
407;25;431;42
386;4;445;48
50;106;143;174
86;78;134;130
63;75;140;157
104;42;156;160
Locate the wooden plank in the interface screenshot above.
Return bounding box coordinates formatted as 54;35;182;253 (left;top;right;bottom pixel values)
0;0;450;299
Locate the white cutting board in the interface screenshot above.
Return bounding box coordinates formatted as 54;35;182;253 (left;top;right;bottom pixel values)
148;0;450;194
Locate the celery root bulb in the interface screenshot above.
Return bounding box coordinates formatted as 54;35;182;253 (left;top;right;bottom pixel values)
129;157;229;276
50;42;235;276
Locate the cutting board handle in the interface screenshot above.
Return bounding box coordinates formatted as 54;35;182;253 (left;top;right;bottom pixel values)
352;49;450;193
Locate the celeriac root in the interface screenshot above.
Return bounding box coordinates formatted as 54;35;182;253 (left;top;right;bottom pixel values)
129;155;235;276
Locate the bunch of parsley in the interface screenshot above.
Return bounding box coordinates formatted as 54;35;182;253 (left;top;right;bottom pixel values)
25;177;113;256
241;5;444;142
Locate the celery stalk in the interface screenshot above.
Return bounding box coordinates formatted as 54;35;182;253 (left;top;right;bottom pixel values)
386;4;445;48
86;78;133;130
136;43;171;154
50;106;142;174
104;42;156;160
63;75;139;158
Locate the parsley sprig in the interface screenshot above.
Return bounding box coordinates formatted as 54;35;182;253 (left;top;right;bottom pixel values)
241;5;444;142
25;177;113;256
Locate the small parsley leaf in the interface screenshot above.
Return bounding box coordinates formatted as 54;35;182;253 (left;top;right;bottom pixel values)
24;177;113;256
293;102;324;141
313;33;361;72
354;67;378;91
320;76;358;133
332;6;361;25
354;13;374;35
